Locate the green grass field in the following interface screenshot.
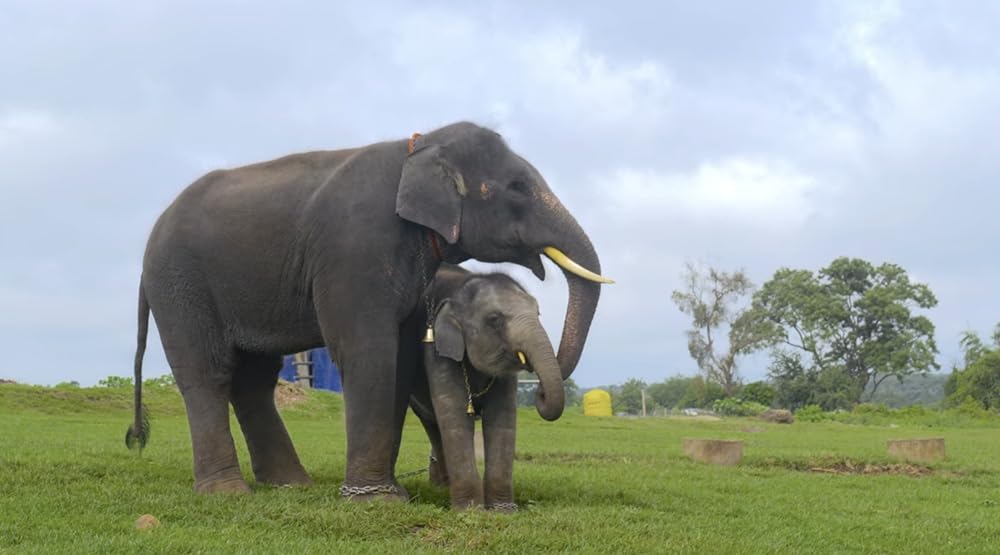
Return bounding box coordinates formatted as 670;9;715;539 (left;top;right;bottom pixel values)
3;383;1000;554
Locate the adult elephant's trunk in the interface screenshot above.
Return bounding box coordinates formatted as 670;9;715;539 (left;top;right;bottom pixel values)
512;317;564;421
540;207;610;380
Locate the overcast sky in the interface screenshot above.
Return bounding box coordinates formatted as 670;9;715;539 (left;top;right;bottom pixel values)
2;1;999;388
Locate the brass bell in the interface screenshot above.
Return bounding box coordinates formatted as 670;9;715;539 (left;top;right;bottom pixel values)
466;400;475;416
422;326;435;343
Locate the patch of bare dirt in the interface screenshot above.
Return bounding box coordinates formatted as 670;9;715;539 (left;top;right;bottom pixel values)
274;380;308;408
808;460;933;477
752;456;939;477
515;452;636;464
667;414;722;422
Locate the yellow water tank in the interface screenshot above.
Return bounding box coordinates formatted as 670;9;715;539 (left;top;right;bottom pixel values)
583;389;612;416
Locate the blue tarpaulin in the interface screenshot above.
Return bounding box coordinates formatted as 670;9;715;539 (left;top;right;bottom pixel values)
279;348;342;392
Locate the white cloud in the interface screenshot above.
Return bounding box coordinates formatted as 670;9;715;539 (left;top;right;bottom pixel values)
608;158;820;229
513;32;672;124
838;1;1000;158
388;12;671;130
0;108;60;147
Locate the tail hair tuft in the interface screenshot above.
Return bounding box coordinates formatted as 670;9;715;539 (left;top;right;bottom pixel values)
125;404;151;452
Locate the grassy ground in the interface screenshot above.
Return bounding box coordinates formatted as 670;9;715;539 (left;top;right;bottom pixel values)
3;384;1000;554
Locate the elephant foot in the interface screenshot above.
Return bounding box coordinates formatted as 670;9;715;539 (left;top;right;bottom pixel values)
339;482;409;503
255;466;314;488
194;465;251;494
486;501;519;513
450;500;485;512
194;476;251;495
258;474;314;488
429;460;449;487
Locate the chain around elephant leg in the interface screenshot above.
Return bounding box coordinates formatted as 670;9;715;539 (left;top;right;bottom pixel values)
339;482;409;502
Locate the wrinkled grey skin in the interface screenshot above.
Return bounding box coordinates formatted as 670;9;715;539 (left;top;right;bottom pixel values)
130;121;603;497
408;264;558;511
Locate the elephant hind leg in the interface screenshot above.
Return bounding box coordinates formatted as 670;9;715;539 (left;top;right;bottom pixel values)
174;362;250;494
416;415;449;487
230;353;312;487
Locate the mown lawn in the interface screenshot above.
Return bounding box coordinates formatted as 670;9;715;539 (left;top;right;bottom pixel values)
2;383;1000;554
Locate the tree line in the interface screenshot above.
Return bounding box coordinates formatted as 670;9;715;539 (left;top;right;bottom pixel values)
664;256;944;413
513;256;999;415
627;256;996;415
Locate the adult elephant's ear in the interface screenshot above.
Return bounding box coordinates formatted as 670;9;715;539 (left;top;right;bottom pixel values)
433;301;465;361
396;144;465;244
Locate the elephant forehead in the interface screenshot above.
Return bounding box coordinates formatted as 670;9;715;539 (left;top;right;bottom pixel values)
471;281;537;313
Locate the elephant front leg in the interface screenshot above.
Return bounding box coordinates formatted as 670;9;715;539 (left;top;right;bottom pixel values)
482;378;518;512
336;329;409;502
426;354;483;510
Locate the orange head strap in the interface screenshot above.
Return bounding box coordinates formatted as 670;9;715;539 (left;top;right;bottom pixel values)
407;132;423;155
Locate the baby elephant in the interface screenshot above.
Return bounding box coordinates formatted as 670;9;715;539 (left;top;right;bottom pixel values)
409;264;564;511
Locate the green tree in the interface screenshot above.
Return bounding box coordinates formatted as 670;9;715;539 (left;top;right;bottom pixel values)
98;375;133;388
516;374;581;407
671;263;776;395
768;350;815;410
613;378;647;415
676;375;726;409
646;376;693;410
958;323;1000;367
768;350;858;411
750;257;939;405
949;351;1000;409
740;381;775;406
947;323;1000;409
563;378;581;407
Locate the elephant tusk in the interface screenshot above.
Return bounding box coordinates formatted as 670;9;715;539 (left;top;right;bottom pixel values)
543;247;615;284
517;351;527;366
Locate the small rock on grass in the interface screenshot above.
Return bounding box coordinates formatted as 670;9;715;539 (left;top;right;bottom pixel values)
135;514;160;530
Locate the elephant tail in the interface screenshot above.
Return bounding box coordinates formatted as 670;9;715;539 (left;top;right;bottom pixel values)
125;280;151;452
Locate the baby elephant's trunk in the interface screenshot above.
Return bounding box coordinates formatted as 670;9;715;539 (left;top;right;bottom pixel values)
513;318;564;421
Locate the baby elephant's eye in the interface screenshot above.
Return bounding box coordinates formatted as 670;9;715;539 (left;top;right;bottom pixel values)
485;312;505;330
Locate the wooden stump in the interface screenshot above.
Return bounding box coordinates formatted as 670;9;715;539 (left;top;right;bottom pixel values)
887;438;945;462
683;439;743;466
759;409;794;424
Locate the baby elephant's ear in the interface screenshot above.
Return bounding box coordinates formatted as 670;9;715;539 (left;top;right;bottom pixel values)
433;301;465;361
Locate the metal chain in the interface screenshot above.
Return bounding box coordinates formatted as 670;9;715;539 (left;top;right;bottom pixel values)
394;453;439;480
395;467;427;480
338;483;399;498
463;361;496;415
417;234;437;342
487;502;519;512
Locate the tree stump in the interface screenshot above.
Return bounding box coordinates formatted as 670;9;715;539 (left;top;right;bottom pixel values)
759;409;794;424
887;438;945;462
683;439;743;466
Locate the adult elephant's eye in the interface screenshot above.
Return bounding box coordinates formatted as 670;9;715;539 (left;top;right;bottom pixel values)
508;179;530;196
485;312;505;330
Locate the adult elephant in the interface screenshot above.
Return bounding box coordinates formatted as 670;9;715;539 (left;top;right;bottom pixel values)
128;121;611;498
